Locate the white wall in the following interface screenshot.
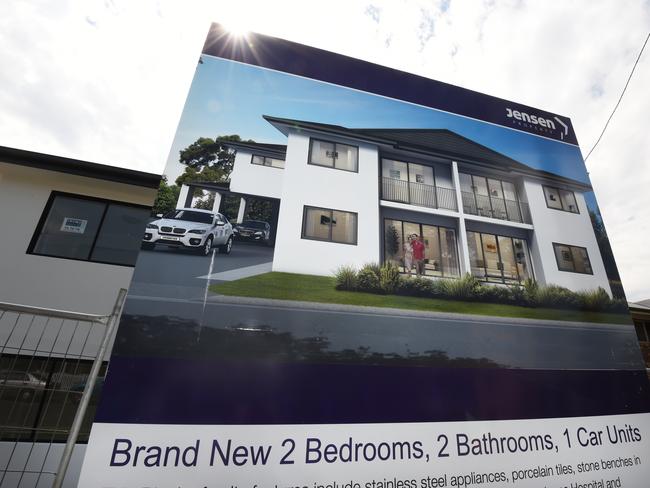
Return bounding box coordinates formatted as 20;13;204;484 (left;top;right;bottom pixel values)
272;131;381;276
524;178;611;294
228;150;284;199
0;162;157;315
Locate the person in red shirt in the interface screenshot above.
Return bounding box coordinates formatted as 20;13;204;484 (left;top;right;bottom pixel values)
411;234;426;276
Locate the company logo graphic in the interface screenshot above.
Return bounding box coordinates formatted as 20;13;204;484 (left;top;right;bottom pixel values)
505;108;569;140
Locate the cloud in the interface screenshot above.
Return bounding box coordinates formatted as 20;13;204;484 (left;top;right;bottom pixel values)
0;0;649;300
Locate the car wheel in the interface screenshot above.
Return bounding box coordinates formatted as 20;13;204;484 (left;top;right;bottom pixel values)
219;236;233;255
142;242;155;251
200;236;213;256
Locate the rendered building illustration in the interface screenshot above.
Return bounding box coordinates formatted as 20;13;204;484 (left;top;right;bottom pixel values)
181;116;611;295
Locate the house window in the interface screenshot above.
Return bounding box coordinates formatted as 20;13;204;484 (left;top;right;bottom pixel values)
553;243;593;274
309;139;358;172
28;192;151;266
383;219;459;277
466;231;533;284
302;206;357;245
251;154;285;169
543;185;579;213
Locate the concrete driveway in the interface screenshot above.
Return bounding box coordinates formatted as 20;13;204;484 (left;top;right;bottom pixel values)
128;241;274;300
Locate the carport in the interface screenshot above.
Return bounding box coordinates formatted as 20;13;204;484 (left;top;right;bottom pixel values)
176;181;281;245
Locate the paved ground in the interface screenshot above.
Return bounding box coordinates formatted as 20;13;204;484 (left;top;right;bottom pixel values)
120;294;643;370
128;241;274;300
122;241;642;371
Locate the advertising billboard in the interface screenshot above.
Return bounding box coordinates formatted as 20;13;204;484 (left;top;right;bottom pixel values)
78;23;650;487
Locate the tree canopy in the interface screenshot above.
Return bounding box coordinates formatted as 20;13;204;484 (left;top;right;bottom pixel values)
175;134;254;186
151;176;180;215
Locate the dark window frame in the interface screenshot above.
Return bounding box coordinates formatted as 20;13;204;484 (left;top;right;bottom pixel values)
552;242;593;275
543;185;580;214
301;205;358;245
250;154;285;169
308;138;359;173
27;191;151;268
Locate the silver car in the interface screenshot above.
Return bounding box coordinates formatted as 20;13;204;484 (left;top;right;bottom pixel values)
142;208;234;256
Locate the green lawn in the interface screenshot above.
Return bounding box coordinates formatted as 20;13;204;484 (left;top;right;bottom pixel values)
210;272;630;324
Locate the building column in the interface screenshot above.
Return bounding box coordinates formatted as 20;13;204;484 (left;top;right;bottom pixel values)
211;192;222;213
236;197;247;223
177;184;191;209
451;161;471;275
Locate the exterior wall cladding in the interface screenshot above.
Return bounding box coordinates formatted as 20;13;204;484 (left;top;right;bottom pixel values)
228;120;612;296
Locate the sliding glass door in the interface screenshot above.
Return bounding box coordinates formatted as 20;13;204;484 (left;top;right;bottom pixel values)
466;231;533;284
384;219;460;277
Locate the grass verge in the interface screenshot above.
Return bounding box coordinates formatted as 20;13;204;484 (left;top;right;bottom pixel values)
210;272;630;325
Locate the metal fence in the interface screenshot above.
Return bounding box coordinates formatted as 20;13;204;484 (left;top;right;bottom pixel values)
0;290;126;488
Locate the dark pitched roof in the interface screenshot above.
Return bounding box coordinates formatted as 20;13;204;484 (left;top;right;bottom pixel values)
222;141;287;159
0;145;161;189
263;116;592;191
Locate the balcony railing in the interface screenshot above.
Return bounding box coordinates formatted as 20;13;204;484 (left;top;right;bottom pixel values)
381;177;458;212
461;191;532;224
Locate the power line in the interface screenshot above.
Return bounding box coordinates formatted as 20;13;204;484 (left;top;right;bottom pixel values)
584;31;650;162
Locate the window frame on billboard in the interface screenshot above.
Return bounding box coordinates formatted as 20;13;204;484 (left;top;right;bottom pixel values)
543;185;580;214
251;154;285;169
301;205;358;245
308;138;359;173
552;242;593;274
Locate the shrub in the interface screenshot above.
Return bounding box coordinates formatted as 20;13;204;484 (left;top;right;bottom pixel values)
534;284;580;309
509;284;526;305
334;265;358;291
476;284;513;303
578;287;611;312
361;262;381;276
608;298;629;314
522;278;539;306
379;262;402;294
356;263;381;293
439;274;482;300
397;276;435;297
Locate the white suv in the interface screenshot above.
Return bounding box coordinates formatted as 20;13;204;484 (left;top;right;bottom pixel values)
142;208;233;256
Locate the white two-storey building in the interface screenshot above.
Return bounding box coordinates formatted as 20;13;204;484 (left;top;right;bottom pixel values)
196;116;611;295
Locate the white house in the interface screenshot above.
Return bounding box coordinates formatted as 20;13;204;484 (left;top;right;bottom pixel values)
187;116;611;295
0;146;159;487
0;146;159;314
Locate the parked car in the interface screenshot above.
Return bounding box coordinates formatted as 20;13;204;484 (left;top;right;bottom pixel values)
0;371;47;399
233;220;272;245
142;208;233;256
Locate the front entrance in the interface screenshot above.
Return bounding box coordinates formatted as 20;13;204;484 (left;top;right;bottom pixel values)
383;218;460;277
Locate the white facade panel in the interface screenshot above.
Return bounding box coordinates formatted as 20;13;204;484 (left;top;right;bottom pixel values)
523;178;611;294
0;162;157;315
228;150;284;199
272;131;381;276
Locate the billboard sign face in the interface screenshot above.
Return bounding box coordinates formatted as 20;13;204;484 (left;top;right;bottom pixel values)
78;23;650;487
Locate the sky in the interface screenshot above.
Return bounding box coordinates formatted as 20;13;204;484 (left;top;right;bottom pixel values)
166;55;588;185
1;0;649;301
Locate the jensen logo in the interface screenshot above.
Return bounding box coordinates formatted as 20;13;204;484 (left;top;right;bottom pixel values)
505;108;569;140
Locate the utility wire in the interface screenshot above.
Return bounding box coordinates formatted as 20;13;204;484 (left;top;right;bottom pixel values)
584;31;650;162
